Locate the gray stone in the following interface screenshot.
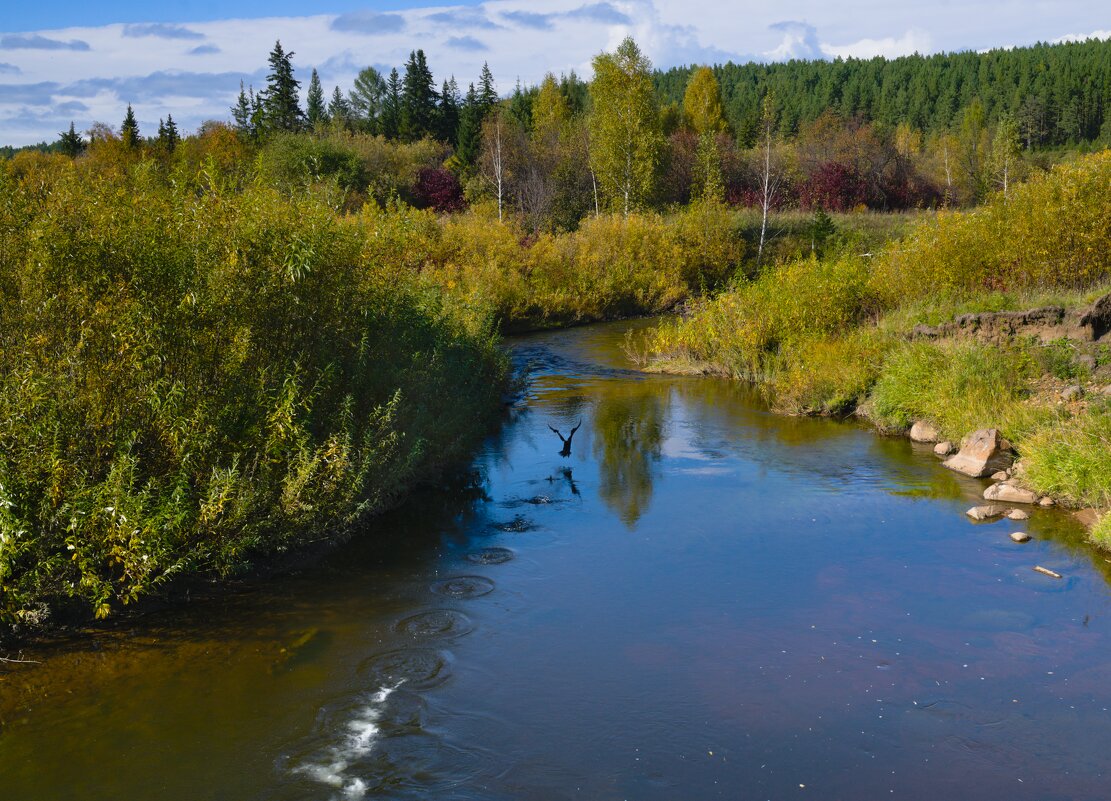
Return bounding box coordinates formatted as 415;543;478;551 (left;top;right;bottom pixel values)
1077;354;1097;372
944;429;1015;478
1038;496;1056;507
1006;509;1031;521
1062;384;1083;402
991;470;1010;481
1101;385;1111;397
934;441;955;456
1010;531;1032;543
967;505;1008;521
910;420;941;443
984;483;1039;504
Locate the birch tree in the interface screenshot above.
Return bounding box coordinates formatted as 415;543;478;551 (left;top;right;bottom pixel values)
588;37;663;217
757;92;783;264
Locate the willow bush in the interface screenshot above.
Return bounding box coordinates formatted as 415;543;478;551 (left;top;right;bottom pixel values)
0;159;506;626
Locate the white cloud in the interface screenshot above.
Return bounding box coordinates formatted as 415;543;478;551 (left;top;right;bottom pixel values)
0;0;1107;146
1052;29;1111;44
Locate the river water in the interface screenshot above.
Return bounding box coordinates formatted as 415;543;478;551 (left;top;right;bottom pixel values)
2;320;1111;800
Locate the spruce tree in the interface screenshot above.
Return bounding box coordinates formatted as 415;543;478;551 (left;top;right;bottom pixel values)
306;69;326;128
121;104;140;148
232;81;254;136
261;40;303;133
401;49;438;141
381;68;402;140
438;77;461;144
162;114;179;152
478;62;498;109
57;121;85;157
329;86;353;129
456;83;482;167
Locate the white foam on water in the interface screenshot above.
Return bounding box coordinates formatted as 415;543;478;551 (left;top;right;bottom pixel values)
293;682;404;799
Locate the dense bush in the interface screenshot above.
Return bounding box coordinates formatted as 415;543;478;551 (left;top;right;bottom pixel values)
0;163;506;626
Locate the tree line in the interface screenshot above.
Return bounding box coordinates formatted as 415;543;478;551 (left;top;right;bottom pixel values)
11;35;1110;229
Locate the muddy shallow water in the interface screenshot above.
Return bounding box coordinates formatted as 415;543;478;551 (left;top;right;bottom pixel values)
2;320;1110;800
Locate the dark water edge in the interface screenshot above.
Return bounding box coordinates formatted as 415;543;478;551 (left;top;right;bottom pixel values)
2;319;1111;801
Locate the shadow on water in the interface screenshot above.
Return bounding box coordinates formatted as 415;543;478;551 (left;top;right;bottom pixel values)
5;317;1111;801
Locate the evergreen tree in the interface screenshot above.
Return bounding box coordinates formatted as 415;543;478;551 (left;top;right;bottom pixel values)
438;77;461;144
329;86;353;129
261;40;303;133
478;62;498;109
232;81;253;135
509;79;533;129
163;114;179;151
306;69;326;128
381;68;402;139
456;82;482;167
401;49;438;141
57;121;86;157
121;104;140;148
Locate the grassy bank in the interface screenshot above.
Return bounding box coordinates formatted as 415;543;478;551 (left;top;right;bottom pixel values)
0;162;510;630
644;150;1111;541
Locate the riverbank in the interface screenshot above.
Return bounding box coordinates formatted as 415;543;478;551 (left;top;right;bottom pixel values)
641;150;1111;544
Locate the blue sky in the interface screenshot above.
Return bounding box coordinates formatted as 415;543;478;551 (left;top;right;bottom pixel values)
1;1;1108;146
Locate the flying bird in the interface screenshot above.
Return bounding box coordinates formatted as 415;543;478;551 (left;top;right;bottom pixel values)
548;420;582;457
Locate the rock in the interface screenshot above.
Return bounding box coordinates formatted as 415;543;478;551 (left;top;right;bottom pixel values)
1010;458;1027;478
1079;292;1111;341
934;441;955;456
1077;354;1097;372
911;323;940;339
910;421;941;443
1006;509;1031;521
984;483;1039;504
1101;385;1111;397
1062;384;1083;402
1038;496;1056;507
991;470;1010;481
1010;531;1032;543
944;429;1015;478
967;505;1007;521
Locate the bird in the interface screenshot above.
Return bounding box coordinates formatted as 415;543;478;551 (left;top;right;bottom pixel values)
548;420;582;457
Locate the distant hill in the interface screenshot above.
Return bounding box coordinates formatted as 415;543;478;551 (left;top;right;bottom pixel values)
655;38;1111;147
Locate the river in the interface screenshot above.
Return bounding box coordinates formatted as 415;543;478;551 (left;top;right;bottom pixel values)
2;320;1110;800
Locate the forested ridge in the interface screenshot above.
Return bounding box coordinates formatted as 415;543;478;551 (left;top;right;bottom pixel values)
655;38;1111;147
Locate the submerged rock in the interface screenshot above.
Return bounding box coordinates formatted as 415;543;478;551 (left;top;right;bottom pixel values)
1010;531;1032;543
1038;496;1056;507
1006;509;1031;521
984;482;1038;504
934;441;955;457
966;505;1008;521
944;429;1014;478
910;421;941;443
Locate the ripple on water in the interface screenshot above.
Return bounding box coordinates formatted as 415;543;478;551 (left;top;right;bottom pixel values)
358;648;453;691
465;547;515;565
430;576;496;599
489;515;537;533
394;610;475;640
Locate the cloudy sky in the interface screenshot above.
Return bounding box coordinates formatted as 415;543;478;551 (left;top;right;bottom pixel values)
1;0;1107;146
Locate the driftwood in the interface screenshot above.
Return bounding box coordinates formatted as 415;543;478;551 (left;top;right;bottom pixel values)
1033;566;1063;579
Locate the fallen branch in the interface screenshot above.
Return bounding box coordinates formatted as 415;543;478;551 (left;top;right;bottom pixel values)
1033;565;1063;579
0;656;41;664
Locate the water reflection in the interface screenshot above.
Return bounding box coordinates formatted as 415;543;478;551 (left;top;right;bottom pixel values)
592;383;668;526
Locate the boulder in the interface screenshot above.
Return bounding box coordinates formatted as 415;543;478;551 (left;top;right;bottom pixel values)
1077;354;1097;372
910;421;941;443
1101;385;1111;397
991;470;1010;481
944;429;1015;478
1038;496;1056;507
1010;531;1032;543
934;441;955;457
1062;384;1083;402
1006;509;1031;521
1079;292;1111;342
984;482;1038;505
966;505;1008;521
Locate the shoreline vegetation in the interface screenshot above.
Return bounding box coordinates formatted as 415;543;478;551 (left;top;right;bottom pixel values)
639;150;1111;545
2;33;1110;639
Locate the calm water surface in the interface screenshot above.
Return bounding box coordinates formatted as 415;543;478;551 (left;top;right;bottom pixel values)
3;320;1111;800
